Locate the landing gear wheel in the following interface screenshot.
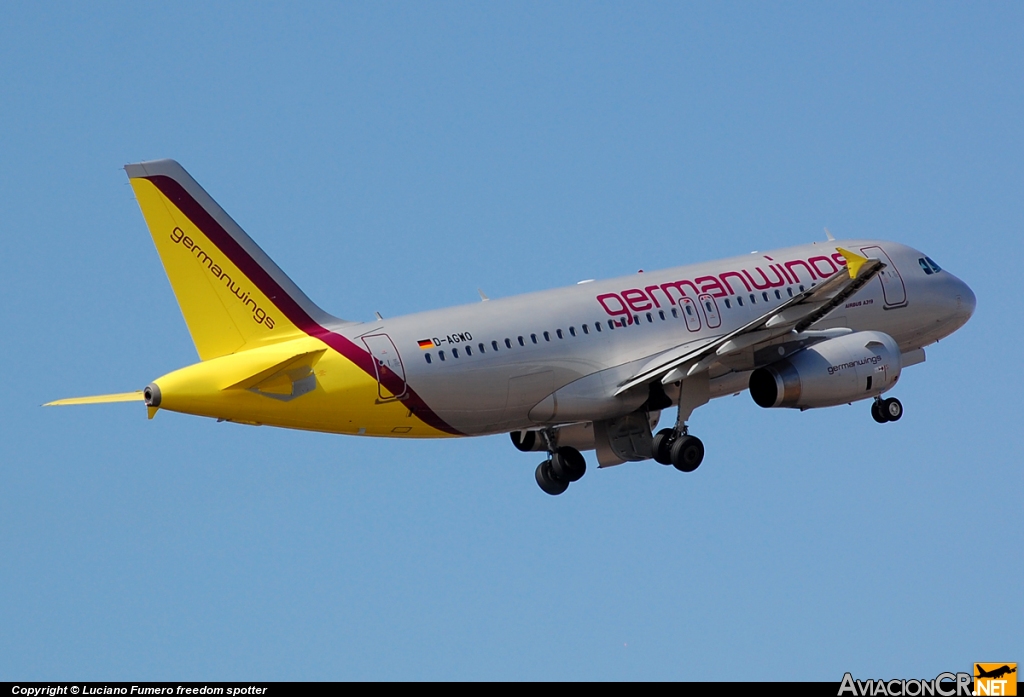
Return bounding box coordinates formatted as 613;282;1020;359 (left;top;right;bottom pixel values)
551;447;587;482
871;400;888;424
882;397;903;422
652;428;676;465
670;435;705;473
535;460;569;496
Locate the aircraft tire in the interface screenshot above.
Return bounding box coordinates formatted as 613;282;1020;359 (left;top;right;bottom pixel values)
652;428;675;465
670;435;704;473
871;401;888;423
536;460;569;496
552;447;586;482
883;397;903;422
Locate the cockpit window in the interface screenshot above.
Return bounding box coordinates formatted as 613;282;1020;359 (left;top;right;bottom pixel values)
918;258;933;275
925;257;942;273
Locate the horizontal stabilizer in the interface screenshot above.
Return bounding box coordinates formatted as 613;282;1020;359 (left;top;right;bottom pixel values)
224;349;326;393
44;391;145;407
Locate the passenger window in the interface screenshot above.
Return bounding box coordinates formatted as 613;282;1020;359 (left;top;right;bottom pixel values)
787;287;793;297
518;336;525;346
659;310;666;320
775;290;781;300
556;329;564;339
724;298;731;309
530;334;537;344
685;305;693;316
582;324;590;334
452;348;459;358
425;353;432;364
505;338;512;349
762;292;769;302
492;341;499;351
750;294;756;304
671;308;679;318
608;320;615;330
737;296;743;307
919;258;933;275
439;350;446;361
479;343;486;353
465;345;472;356
799;285;805;292
570;326;577;337
594;322;602;332
543;331;550;341
646;312;653;323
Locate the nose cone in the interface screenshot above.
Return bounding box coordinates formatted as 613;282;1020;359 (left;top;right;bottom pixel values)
957;278;977;320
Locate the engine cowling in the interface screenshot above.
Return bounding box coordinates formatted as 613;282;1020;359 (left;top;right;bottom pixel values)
749;331;902;409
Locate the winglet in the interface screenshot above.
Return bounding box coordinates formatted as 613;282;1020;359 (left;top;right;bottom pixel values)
837;247;869;279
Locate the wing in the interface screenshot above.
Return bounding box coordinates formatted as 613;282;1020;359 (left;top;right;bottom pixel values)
614;247;885;396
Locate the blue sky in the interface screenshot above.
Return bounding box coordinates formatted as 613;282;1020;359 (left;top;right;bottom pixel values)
1;2;1020;680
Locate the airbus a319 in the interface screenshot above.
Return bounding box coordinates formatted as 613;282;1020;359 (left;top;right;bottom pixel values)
48;160;976;495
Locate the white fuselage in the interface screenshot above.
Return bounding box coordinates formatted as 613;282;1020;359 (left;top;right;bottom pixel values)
332;239;975;435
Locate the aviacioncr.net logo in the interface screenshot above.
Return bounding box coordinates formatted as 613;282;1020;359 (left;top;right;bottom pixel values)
839;672;973;697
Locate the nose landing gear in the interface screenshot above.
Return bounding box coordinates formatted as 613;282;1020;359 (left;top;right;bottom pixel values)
871;396;903;423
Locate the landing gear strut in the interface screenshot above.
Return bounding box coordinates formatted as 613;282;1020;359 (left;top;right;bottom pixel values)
652;374;709;472
871;396;903;423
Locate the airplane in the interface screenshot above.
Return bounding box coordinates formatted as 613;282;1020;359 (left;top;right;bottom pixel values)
47;160;976;495
976;665;1017;680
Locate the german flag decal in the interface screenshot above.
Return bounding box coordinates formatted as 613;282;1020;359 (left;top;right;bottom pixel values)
417;339;434;350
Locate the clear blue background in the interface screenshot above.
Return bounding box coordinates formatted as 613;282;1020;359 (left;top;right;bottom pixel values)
1;2;1020;681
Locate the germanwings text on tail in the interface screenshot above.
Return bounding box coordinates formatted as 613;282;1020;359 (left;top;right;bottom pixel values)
47;160;976;495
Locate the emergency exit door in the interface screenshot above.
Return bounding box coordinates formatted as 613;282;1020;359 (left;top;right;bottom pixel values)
361;333;407;401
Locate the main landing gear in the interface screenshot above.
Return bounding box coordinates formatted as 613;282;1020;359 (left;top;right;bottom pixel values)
512;429;587;496
651;427;705;472
535;446;586;496
871;396;903;424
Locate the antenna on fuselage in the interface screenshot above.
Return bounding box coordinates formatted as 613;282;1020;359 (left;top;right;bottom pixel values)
825;227;836;241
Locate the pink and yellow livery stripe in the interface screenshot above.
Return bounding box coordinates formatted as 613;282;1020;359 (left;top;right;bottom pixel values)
138;172;462;436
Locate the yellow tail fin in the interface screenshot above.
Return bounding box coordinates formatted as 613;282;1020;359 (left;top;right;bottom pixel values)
125;160;344;361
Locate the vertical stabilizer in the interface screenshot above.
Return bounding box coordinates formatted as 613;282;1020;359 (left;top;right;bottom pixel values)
125;159;345;360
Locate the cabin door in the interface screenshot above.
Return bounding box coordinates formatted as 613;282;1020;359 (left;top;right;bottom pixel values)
860;246;907;308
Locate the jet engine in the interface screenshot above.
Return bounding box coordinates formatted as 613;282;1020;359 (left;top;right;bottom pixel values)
749;331;902;409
